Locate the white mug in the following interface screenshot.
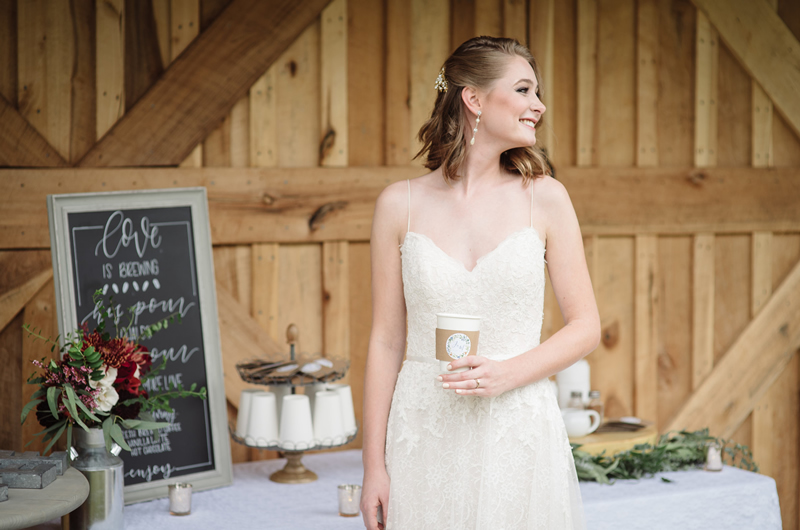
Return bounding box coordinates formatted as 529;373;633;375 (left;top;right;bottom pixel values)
561;408;601;438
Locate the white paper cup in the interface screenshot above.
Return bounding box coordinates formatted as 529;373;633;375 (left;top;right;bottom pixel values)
305;383;328;418
247;392;279;446
436;313;481;374
279;394;314;450
269;385;292;426
313;391;345;445
327;384;357;436
236;388;263;438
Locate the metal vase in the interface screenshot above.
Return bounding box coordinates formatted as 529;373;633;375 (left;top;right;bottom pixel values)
69;427;125;530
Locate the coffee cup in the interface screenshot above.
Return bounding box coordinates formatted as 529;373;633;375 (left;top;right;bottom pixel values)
561;408;601;438
436;313;480;374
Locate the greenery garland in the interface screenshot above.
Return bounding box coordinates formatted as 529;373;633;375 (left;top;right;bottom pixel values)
572;428;758;484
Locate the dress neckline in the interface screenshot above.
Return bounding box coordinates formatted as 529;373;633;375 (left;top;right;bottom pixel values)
400;226;545;274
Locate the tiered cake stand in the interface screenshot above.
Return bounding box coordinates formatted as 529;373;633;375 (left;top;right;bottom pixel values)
230;324;358;483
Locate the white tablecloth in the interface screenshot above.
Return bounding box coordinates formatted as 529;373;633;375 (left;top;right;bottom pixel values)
31;449;782;529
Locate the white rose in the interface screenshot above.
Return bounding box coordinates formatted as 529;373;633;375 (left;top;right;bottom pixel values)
90;366;119;413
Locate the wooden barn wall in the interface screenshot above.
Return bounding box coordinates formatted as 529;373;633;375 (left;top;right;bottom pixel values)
1;0;799;526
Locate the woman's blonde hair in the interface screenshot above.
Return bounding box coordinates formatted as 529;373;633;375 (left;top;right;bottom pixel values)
414;36;551;185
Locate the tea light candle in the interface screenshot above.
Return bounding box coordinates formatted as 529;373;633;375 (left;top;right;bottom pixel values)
705;443;723;472
168;483;192;515
337;484;361;517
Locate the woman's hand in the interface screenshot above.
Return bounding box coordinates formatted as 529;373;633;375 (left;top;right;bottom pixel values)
361;468;390;530
438;355;517;397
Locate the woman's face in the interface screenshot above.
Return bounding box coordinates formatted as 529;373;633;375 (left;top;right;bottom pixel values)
478;55;546;150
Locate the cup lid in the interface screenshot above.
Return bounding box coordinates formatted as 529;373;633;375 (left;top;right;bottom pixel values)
435;313;481;320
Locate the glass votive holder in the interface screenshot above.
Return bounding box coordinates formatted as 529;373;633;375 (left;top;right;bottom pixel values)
337;484;361;517
705;442;723;472
168;483;192;515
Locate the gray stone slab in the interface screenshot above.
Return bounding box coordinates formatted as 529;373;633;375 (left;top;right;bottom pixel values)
0;450;68;475
0;462;57;489
0;483;8;501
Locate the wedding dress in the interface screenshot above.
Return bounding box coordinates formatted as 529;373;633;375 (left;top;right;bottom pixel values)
383;179;586;529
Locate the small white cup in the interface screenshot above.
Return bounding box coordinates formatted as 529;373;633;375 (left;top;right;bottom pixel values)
305;383;328;418
279;394;314;450
236;388;264;438
247;392;279;446
270;386;292;426
561;408;601;438
327;384;357;436
436;313;480;374
313;391;345;445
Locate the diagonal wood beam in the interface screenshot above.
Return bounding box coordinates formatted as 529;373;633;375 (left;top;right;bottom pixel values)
78;0;331;167
0;268;53;332
690;0;800;138
0;96;68;167
665;257;800;439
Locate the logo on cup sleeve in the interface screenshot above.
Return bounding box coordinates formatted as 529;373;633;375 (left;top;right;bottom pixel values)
445;333;471;359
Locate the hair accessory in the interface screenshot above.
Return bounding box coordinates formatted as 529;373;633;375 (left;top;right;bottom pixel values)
470;110;481;146
434;67;448;93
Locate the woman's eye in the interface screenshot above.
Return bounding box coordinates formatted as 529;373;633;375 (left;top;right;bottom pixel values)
517;87;528;93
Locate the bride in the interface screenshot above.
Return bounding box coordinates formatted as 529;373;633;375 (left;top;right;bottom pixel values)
360;36;600;529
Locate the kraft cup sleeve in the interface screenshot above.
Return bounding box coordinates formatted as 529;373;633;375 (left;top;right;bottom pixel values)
435;329;480;362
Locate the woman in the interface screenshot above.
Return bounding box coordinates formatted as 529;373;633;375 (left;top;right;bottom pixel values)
361;36;600;529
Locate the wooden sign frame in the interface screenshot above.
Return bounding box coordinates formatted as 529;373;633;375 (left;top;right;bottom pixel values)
47;187;232;504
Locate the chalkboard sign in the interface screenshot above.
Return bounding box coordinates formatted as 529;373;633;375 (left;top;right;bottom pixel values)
47;188;232;504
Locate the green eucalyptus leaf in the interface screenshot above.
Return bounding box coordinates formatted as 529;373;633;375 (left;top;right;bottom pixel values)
109;422;131;452
20;398;43;424
102;416;115;452
46;386;61;419
42;422;66;455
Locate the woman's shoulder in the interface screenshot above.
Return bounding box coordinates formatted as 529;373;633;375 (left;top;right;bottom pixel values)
531;174;572;211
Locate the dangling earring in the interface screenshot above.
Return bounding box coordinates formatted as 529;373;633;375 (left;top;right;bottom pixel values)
470;111;482;146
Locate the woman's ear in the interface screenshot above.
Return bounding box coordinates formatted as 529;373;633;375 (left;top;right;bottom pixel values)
461;86;481;116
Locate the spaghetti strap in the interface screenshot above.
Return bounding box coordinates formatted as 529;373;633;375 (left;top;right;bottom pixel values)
407;179;411;233
530;180;534;228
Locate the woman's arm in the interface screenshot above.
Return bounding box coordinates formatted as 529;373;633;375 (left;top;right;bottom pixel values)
442;176;601;395
361;181;408;529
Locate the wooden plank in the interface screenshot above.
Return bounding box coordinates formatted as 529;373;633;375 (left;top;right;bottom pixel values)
200;0;231;29
321;0;348;167
124;0;165;111
634;234;658;423
665;256;800;439
591;237;635;419
451;0;475;50
322;241;349;361
657;0;695;167
475;0;502;37
278;244;323;357
4;166;800;249
276;21;321;167
152;0;171;68
596;0;634;166
503;0;527;45
385;0;411;165
0;0;16;104
347;242;371;449
97;0;126;139
78;0;331;167
203;113;231;167
657;235;693;430
752;83;774;168
576;0;597;166
528;0;555;159
0;269;53;333
694;11;718;167
717;40;751;167
171;0;203;167
0;96;68;167
251;243;280;340
0;313;23;451
70;0;96;164
21;280;59;453
229;95;250;167
751;232;774;478
249;68;278;167
347;0;384;166
216;285;286;408
551;0;576;167
409;0;449;164
714;235;750;365
692;233;714;390
690;0;800;139
636;0;658;167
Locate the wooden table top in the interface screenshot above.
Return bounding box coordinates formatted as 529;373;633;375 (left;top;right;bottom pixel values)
0;467;89;530
570;420;659;456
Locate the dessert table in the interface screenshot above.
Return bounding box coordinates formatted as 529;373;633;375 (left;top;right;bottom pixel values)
27;449;782;529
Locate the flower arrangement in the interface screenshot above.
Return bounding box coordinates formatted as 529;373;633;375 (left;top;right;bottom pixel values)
21;290;206;454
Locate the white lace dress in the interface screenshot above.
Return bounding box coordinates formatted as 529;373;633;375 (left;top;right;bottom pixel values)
383;179;586;529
